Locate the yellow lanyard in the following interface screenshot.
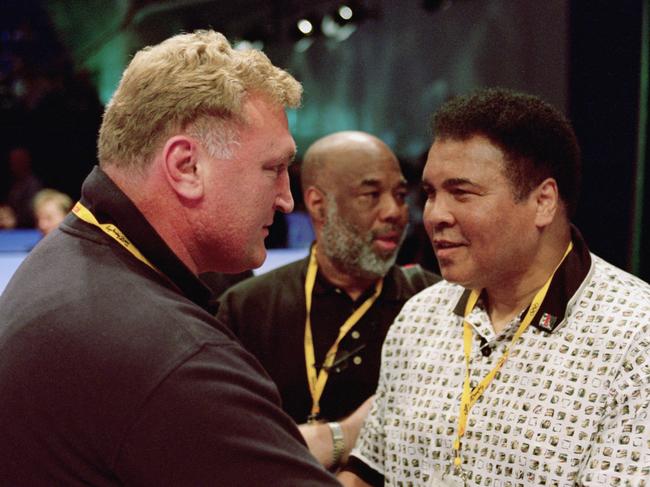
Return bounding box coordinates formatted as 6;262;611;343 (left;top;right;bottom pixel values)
453;241;573;473
303;245;383;422
72;201;158;273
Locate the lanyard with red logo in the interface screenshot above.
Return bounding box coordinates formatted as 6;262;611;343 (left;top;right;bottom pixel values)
451;241;573;480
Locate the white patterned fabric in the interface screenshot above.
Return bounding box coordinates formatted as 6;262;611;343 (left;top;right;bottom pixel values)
350;251;650;486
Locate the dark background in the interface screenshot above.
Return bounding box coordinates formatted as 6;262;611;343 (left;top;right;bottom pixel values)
0;0;647;279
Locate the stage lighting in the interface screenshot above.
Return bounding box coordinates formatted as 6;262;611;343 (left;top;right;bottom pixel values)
297;18;314;35
338;5;353;22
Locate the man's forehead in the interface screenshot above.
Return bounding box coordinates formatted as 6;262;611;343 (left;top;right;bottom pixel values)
322;176;401;205
426;137;506;170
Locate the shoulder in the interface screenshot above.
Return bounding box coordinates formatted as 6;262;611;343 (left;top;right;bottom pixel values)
400;279;463;312
584;254;650;314
215;258;306;328
388;280;464;336
1;230;236;382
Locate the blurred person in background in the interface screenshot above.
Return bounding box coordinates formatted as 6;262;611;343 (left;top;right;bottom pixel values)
32;188;73;235
0;203;17;229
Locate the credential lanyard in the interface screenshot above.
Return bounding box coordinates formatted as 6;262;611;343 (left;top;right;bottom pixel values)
72;201;158;273
304;245;383;422
452;241;573;473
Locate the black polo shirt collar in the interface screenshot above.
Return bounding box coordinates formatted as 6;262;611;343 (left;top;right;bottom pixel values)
300;248;408;304
73;166;214;311
453;225;593;334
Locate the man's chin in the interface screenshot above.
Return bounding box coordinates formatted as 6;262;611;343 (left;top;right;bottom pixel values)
439;267;478;289
373;238;402;255
248;248;267;270
213;247;266;274
376;253;399;268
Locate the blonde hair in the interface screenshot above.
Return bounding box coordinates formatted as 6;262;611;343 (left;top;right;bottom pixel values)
33;189;73;215
98;30;302;170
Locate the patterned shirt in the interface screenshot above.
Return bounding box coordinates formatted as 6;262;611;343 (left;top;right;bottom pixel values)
347;230;650;486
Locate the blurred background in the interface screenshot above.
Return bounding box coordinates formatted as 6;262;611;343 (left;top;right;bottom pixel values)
0;0;648;286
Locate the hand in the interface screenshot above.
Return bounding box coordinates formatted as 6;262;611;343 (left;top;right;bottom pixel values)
298;395;375;470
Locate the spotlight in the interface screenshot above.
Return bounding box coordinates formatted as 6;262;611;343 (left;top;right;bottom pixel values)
338;5;353;21
292;13;321;45
297;18;314;35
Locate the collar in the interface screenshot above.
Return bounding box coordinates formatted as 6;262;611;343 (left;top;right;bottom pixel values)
300;246;406;303
453;225;593;334
69;166;214;312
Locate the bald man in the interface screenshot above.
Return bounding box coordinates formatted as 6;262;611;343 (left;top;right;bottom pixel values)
216;131;440;469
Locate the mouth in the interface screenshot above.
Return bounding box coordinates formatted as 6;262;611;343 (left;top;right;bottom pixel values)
373;231;402;252
432;239;466;258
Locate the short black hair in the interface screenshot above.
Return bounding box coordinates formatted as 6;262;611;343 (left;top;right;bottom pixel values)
432;88;581;217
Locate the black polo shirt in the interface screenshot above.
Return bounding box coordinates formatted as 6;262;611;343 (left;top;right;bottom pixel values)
217;254;440;423
0;166;340;486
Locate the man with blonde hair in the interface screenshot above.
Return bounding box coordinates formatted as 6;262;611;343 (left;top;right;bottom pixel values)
0;30;340;485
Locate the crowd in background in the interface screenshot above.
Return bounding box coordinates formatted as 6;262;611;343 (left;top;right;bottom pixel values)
0;2;101;233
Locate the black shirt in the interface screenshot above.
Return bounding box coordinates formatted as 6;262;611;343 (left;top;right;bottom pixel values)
217;254;440;423
0;166;339;486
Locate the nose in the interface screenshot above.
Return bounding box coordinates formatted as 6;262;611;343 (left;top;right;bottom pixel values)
423;195;454;232
378;194;407;224
275;170;294;214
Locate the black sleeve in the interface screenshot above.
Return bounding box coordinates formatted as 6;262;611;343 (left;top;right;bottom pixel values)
114;343;340;487
342;456;384;487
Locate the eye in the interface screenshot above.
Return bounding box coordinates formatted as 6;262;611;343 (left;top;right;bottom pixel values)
421;184;435;200
450;188;474;201
394;189;408;204
266;164;286;177
359;191;380;200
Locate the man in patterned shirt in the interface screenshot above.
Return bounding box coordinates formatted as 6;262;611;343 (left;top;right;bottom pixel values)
339;88;650;486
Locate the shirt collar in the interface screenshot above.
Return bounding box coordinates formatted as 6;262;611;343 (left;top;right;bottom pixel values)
74;166;214;312
453;225;593;334
301;247;405;303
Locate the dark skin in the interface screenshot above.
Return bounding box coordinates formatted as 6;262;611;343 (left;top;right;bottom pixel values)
297;131;408;468
302;131;409;300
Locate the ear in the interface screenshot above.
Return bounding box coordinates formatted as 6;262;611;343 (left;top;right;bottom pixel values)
533;178;559;228
304;186;327;224
162;135;204;201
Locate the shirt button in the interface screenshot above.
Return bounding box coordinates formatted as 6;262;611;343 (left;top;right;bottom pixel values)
351;331;360;339
353;356;362;365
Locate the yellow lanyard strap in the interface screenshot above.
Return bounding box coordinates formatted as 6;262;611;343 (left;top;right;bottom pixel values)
304;245;383;421
72;201;158;273
453;241;573;469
